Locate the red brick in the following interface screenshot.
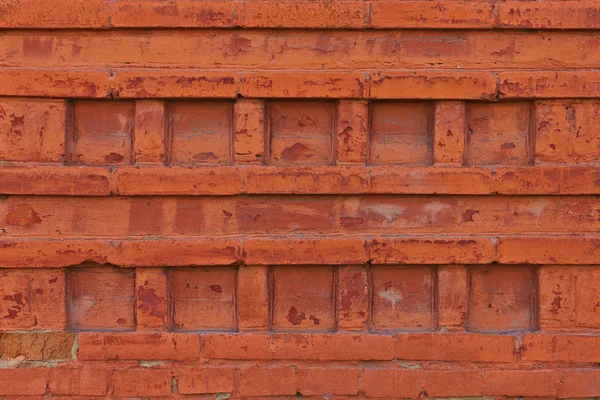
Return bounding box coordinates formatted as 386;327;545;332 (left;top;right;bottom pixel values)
237;266;269;331
136;268;168;331
272;266;335;331
371;266;435;331
204;333;271;360
0;99;65;162
0;332;73;361
69;101;134;165
437;265;468;330
498;236;600;264
112;368;171;397
0;69;110;98
241;1;364;29
535;100;600;164
67;266;135;330
395;332;516;362
363;369;422;398
134;100;165;164
78;332;201;361
558;369;600;398
337;100;368;165
434;101;466;165
175;366;235;395
234;99;265;164
243;237;367;265
113;70;238;98
116;166;241;195
468;266;535;332
483;370;557;397
0;369;49;395
425;370;484;397
466;102;533;166
171;267;237;330
239;365;297;396
268;101;335;166
371;72;497;100
499;71;600;98
49;365;109;396
299;367;360;396
0;271;34;329
111;0;237;28
205;333;393;361
522;333;600;363
369;102;434;165
498;1;600;29
371;1;494;29
241;71;366;98
270;333;394;361
168;101;233;166
337;266;368;331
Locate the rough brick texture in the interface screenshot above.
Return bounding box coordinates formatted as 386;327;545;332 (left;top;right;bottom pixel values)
1;1;599;398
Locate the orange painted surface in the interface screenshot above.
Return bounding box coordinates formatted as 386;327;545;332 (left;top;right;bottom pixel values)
1;1;600;398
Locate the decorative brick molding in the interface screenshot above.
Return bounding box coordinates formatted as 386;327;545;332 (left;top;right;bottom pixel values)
1;1;600;398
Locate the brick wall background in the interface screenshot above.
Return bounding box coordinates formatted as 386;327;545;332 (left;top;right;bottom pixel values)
1;0;600;398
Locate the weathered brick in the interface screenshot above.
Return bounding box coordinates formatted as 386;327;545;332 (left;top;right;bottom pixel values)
369;102;434;165
49;365;109;396
437;265;468;330
69;101;134;165
171;267;237;330
395;332;517;362
272;266;335;331
535;100;600;164
136;268;168;331
337;266;369;331
237;266;269;331
0;332;73;361
337;100;368;165
234;99;265;164
112;368;171;397
0;99;65;162
78;332;201;361
68;266;135;331
168;101;233;166
174;366;235;395
468;266;535;332
434;101;466;165
268;101;335;166
466;102;533;166
134;100;165;164
371;266;435;331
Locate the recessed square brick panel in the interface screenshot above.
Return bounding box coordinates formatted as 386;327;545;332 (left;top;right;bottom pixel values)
539;266;600;330
0;272;34;329
371;266;435;331
170;267;237;331
69;101;134;165
468;266;535;332
268;101;335;166
67;265;135;331
466;102;532;165
535;100;600;164
272;266;335;331
168;101;233;165
369;102;434;165
0;99;65;162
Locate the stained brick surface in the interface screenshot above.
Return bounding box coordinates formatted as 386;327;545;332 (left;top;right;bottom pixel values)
1;1;599;398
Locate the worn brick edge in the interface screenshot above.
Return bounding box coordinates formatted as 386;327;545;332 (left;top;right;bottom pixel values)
1;0;599;29
2;235;600;267
2;165;599;196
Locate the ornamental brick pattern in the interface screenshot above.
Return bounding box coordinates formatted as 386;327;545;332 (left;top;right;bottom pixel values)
1;1;600;398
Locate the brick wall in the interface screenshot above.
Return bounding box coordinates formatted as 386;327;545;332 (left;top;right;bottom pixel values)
1;0;600;398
